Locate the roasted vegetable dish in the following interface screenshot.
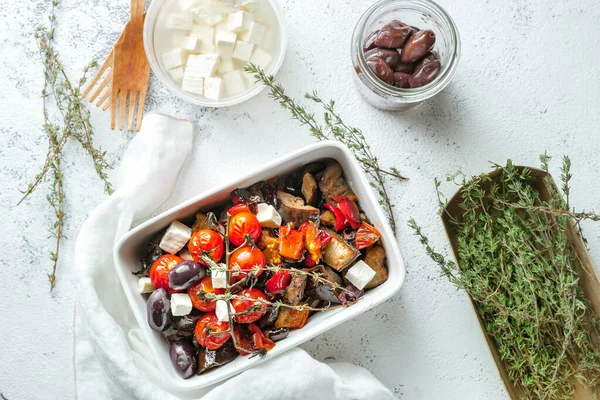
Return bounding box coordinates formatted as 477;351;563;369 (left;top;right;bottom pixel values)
136;160;389;378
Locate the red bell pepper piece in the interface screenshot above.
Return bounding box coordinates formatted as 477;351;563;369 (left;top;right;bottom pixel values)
228;203;251;216
323;203;349;232
354;221;381;250
299;221;332;264
265;269;292;295
248;323;276;351
331;196;361;229
278;224;305;260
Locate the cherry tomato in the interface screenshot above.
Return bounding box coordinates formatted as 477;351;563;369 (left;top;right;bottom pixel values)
227;203;251;216
355;221;381;250
150;254;184;293
194;312;231;350
187;276;224;312
228;212;261;247
188;229;224;266
228;246;265;283
232;288;269;324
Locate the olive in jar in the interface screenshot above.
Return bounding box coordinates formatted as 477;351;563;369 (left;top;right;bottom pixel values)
364;48;401;70
393;72;411;88
366;57;394;85
400;29;436;63
409;53;441;88
374;21;413;49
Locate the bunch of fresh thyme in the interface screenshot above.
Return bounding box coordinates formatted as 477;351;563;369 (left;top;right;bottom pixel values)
410;156;600;399
19;0;113;290
244;64;405;232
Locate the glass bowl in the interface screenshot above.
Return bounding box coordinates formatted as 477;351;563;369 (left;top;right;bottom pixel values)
143;0;287;107
351;0;460;111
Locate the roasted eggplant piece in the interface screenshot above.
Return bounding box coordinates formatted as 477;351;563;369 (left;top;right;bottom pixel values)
363;244;388;289
320;210;336;228
256;306;280;329
277;191;320;227
319;162;355;201
275;306;309;330
283;273;307;306
301;173;319;206
265;327;290;342
307;265;343;304
197;340;239;375
172;313;202;332
321;227;360;271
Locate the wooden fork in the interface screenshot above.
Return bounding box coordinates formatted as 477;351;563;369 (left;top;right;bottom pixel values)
111;0;150;132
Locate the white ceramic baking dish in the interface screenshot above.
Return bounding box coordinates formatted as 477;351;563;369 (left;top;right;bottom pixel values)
114;141;406;392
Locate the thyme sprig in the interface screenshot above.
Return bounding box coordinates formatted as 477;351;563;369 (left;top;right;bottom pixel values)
19;0;114;291
244;64;405;232
410;156;600;399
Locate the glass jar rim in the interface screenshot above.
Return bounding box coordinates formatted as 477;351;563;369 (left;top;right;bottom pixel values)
351;0;461;103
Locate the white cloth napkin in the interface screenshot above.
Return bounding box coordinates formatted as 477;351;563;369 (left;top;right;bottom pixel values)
74;113;395;400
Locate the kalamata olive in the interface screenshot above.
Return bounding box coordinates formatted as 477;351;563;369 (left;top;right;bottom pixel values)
147;288;172;332
393;72;411;88
364;48;401;69
337;284;364;304
314;281;341;304
363;30;379;52
409;53;441;88
168;261;206;290
170;339;197;379
265;327;290;342
172;313;202;332
366;57;394;85
256;306;280;329
374;21;412;49
401;29;436;63
394;61;415;74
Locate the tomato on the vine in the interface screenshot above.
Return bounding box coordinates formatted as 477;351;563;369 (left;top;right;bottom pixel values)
232;288;269;324
150;254;184;293
194;312;231;350
228;212;261;247
188;229;224;266
187;276;224;312
228;246;265;283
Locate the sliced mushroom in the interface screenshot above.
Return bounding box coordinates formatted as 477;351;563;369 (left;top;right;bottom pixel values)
363;244;388;289
283;273;308;306
301;173;319;206
320;210;336;228
319;161;355;201
321;227;360;271
197;340;239;375
277;191;320;227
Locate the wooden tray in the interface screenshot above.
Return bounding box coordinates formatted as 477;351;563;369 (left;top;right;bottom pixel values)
441;166;600;399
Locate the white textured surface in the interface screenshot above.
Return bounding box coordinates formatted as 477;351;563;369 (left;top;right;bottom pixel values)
1;0;600;399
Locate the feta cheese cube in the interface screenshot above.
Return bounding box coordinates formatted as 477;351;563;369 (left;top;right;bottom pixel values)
178;0;200;12
345;260;376;290
186;53;220;77
190;25;216;53
162;48;183;70
215;300;235;322
217;58;235;74
232;40;254;62
159;221;192;254
215;31;237;57
222;70;247;96
204;77;224;100
182;76;205;95
241;21;266;44
171;293;193;316
211;267;227;289
249;47;272;69
165;14;194;30
212;0;237;13
138;277;155;294
181;36;200;52
190;3;223;26
236;0;260;12
178;248;194;261
228;10;254;33
256;203;282;228
169;66;185;81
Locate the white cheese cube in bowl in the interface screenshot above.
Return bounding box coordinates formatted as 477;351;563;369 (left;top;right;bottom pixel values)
217;58;235;74
256;203;282;228
232;40;254;62
182;76;205;95
344;260;376;290
222;69;247;96
178;0;200;12
181;36;200;52
241;21;266;44
237;0;260;12
162;48;183;70
138;277;156;294
190;3;223;26
212;0;237;13
171;293;193;316
169;66;185;81
204;77;224;100
215;31;237;57
165;14;194;30
228;10;254;33
159;220;192;254
186;53;220;78
249;47;272;69
190;24;216;53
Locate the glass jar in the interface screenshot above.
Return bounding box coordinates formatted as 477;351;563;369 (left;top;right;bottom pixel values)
351;0;460;111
